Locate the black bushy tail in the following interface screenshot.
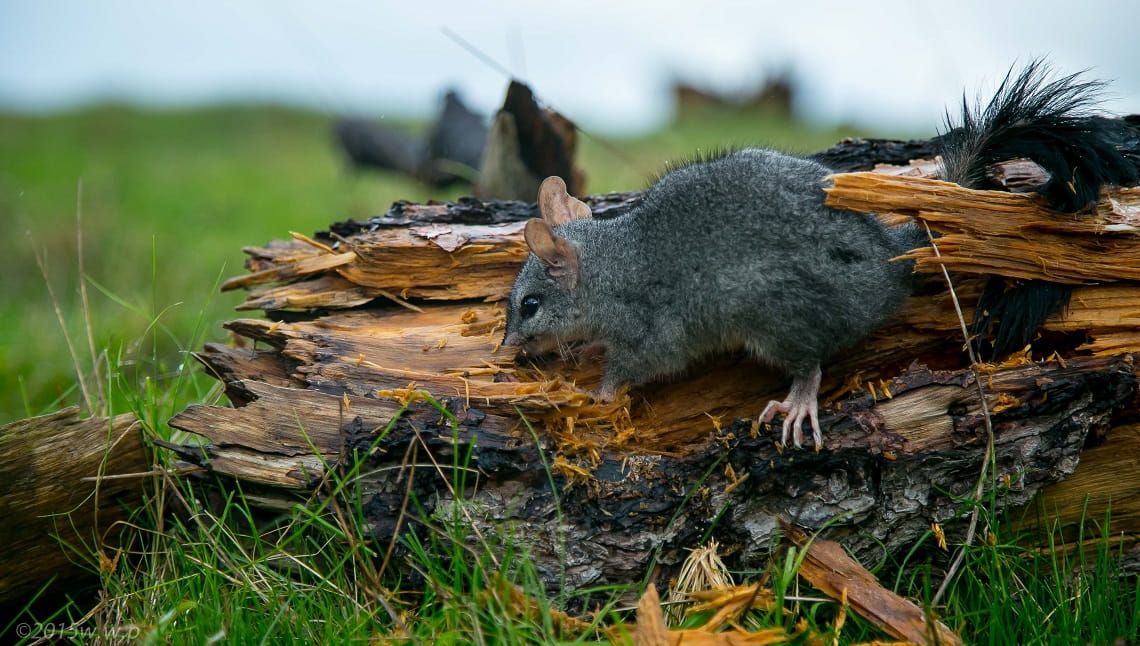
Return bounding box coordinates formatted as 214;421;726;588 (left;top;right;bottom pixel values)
938;60;1140;358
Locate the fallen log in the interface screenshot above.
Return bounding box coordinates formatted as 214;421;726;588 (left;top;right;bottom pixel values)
0;407;147;606
167;133;1140;595
219;192;641;304
168;352;1135;592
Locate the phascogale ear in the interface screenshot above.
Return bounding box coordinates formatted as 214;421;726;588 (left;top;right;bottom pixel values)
524;219;580;289
538;176;592;227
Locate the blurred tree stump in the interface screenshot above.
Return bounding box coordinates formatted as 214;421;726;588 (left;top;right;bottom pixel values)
167;130;1140;593
332;80;584;200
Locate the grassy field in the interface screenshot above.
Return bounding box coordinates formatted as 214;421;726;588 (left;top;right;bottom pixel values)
0;104;443;423
0;102;857;425
2;103;1138;644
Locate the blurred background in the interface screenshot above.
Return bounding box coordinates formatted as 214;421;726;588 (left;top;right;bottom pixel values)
2;0;1138;423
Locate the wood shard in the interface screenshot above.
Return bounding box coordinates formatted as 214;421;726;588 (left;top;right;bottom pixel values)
617;583;798;645
825;174;1140;284
785;523;963;646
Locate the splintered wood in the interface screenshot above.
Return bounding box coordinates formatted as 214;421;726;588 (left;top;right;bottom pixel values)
784;524;963;646
823;175;1140;362
619;583;818;646
826;174;1140;283
166;157;1140;596
224;221;530;304
217;177;1140;434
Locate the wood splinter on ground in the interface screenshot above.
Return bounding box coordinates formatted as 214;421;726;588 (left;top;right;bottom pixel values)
784;522;963;646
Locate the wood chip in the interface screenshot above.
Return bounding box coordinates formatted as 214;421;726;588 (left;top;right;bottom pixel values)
783;523;963;646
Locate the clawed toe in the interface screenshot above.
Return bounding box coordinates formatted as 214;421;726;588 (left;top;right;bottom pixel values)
758;395;823;449
780;403;822;450
758;366;824;449
759;400;788;424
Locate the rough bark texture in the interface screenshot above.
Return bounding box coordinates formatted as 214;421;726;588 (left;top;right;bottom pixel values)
0;407;147;606
168;353;1135;594
5;132;1139;611
165;132;1140;595
808;137;944;173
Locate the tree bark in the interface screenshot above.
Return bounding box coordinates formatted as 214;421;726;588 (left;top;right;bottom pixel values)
168;349;1136;592
164;134;1140;592
0;407;147;606
8;132;1140;607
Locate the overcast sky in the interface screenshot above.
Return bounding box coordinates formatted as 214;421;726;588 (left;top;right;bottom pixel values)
2;0;1138;135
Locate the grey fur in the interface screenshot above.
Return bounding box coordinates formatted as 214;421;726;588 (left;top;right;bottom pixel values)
504;149;924;442
505;62;1135;448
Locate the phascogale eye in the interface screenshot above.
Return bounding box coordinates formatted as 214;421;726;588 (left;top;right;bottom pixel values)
521;295;540;319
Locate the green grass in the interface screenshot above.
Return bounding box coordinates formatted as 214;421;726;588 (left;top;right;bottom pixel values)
17;388;1137;644
3;102;1137;644
0;104;454;423
0;102;860;425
